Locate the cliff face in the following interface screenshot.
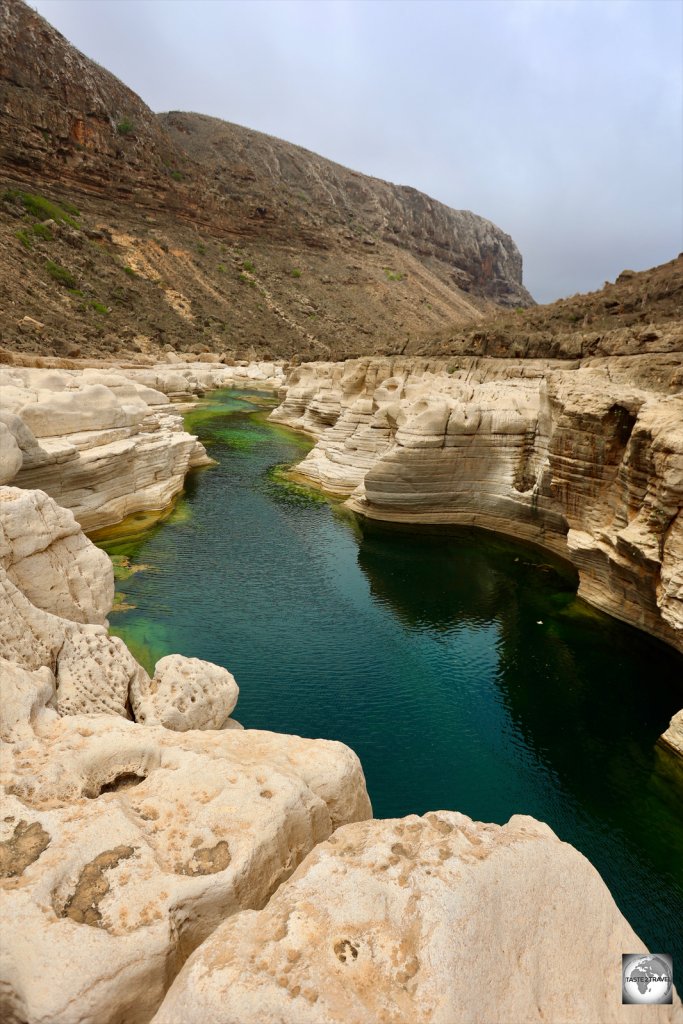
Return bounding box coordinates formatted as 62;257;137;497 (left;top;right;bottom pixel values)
159;111;531;307
0;0;532;363
270;346;683;654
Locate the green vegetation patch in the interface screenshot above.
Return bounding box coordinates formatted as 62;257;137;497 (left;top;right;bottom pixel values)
242;259;255;272
116;118;135;136
263;463;328;507
19;192;79;227
291;268;302;278
383;268;404;282
169;170;184;182
108;619;170;676
15;229;32;249
122;265;137;277
46;260;77;289
109;554;152;582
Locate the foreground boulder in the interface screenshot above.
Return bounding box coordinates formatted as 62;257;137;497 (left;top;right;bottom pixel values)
131;654;239;731
154;812;680;1024
0;715;371;1024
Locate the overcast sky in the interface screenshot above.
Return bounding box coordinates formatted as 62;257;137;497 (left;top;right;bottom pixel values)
32;0;682;303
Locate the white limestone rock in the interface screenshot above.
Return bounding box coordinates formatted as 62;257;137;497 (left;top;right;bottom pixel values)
54;631;146;719
0;368;211;532
155;812;681;1024
0;657;57;742
272;357;683;654
0;422;22;484
660;708;683;759
0;487;114;624
0;715;372;1024
131;654;239;731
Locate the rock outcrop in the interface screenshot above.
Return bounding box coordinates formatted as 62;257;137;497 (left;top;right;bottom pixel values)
270;354;683;655
659;709;683;760
0;360;284;532
1;0;534;363
154;812;680;1024
0;485;372;1023
0;716;370;1024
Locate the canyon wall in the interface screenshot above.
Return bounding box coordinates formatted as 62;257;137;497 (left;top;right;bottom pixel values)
1;485;678;1024
0;360;284;532
270;354;683;655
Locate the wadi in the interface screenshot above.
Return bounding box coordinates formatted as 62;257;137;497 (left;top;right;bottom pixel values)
0;1;681;1022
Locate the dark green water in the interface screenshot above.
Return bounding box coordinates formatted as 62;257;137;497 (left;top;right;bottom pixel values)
97;389;683;961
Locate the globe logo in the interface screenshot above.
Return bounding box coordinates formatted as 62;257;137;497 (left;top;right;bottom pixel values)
622;954;673;1004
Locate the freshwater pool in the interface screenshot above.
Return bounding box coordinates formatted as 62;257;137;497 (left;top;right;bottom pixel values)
94;388;683;961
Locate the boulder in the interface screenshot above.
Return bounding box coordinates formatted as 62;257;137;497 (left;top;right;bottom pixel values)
131;654;239;731
0;487;114;624
155;811;680;1024
0;716;372;1024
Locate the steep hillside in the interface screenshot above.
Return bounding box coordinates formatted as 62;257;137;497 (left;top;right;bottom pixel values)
0;0;531;362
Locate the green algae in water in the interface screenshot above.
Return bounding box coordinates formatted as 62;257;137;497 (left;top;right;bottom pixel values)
109;617;172;676
263;463;330;507
94;388;683;965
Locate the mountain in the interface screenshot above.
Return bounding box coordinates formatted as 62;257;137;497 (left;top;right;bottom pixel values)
0;0;533;361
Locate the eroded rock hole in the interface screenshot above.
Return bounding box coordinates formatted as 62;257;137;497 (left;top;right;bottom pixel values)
334;939;359;963
174;840;231;876
606;404;637;451
87;771;148;797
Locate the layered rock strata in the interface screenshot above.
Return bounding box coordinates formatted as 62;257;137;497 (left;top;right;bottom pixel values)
270;355;683;655
0;359;284;531
155;812;679;1024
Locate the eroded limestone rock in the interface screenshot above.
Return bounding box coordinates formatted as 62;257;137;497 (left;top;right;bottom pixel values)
271;356;683;653
0;716;371;1024
0;362;285;532
0;486;113;624
660;709;683;759
131;654;239;731
154;812;680;1024
0;657;57;742
55;632;146;719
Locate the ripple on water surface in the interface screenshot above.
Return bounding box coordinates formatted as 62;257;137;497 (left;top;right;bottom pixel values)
96;388;683;963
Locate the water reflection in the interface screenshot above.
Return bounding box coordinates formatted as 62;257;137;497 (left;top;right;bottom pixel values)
97;389;683;964
354;516;683;956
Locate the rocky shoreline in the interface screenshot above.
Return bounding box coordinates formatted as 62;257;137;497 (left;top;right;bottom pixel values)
1;357;682;1022
270;354;683;657
0;358;285;532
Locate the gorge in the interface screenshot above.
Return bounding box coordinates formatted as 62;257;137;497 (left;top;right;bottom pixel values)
1;0;682;1019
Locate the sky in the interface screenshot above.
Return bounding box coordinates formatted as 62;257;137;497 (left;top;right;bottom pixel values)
31;0;683;304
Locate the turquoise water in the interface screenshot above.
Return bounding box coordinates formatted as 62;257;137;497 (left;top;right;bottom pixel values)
97;389;683;962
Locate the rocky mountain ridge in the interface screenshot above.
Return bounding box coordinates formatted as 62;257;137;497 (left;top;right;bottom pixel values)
1;0;533;363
